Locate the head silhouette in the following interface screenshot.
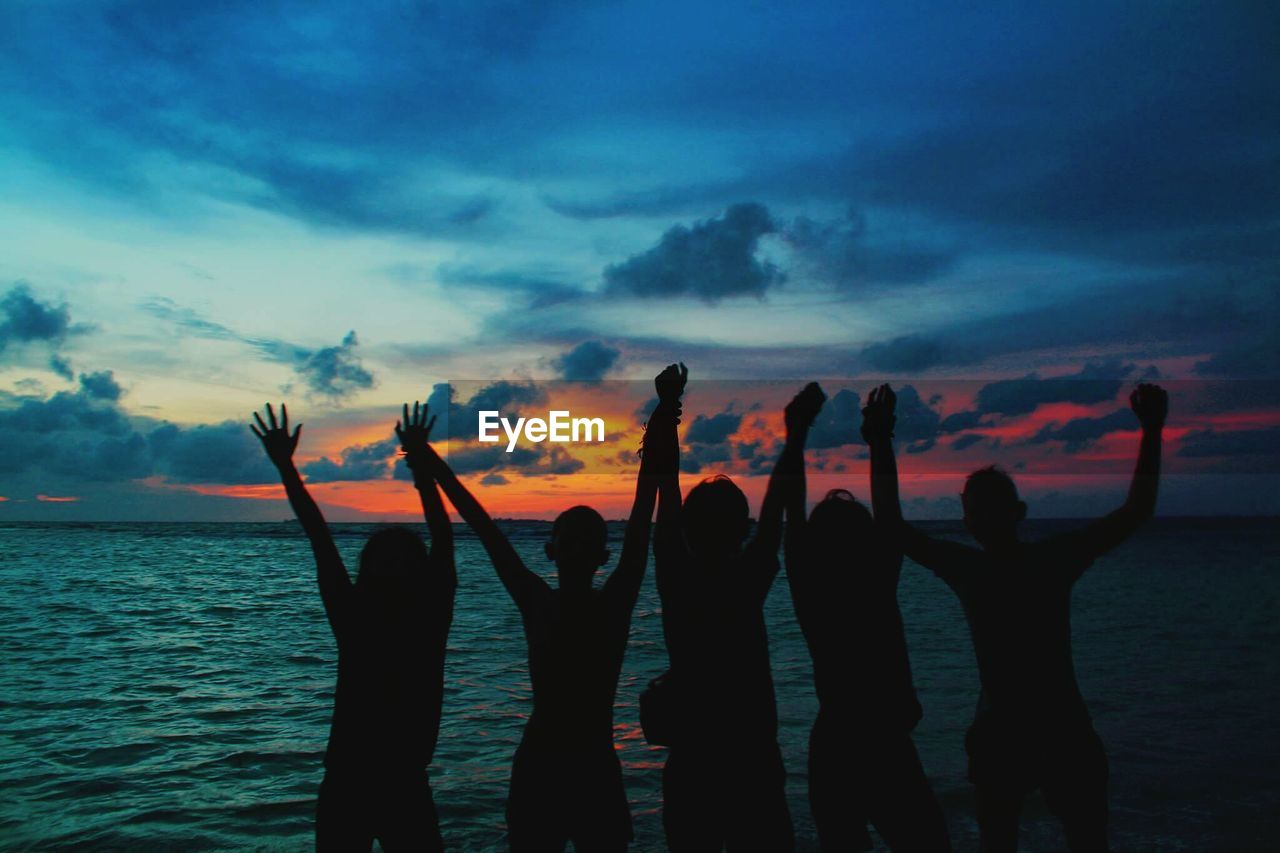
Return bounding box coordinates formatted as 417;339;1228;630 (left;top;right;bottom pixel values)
807;489;899;581
682;475;750;558
357;526;431;617
545;505;610;583
808;488;874;544
961;466;1026;547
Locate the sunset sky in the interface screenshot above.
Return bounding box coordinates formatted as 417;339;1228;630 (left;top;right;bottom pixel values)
1;1;1277;520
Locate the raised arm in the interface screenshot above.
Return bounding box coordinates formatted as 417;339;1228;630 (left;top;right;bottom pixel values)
411;409;548;608
781;383;825;594
397;401;456;590
862;385;980;577
762;379;824;550
604;363;686;608
250;403;352;634
1049;383;1167;562
653;363;689;600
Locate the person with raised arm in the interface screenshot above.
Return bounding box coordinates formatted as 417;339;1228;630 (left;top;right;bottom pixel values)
652;373;796;852
250;401;456;851
782;383;950;851
410;364;686;852
867;382;1168;852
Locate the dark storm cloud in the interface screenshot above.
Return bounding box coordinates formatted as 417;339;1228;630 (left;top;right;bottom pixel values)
553;341;620;381
603;203;784;302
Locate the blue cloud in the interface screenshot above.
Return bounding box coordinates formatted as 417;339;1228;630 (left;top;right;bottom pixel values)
604;203;783;302
293;331;375;401
974;361;1134;417
553;341;620;381
302;436;399;483
1027;408;1136;453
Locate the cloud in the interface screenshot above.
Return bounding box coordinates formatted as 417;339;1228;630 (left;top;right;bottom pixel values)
603;203;784;302
0;372;277;484
291;331;375;400
0;285;71;352
140;298;375;398
939;410;987;433
675;405;745;473
0;285;80;376
951;433;984;451
685;410;743;445
553;340;620;381
0;376;133;438
389;380;586;478
679;441;736;475
860;335;950;372
437;442;584;477
893;385;944;444
974;361;1133;416
1194;340;1280;378
783;209;955;287
1177;427;1280;459
301;436;399;483
147;421;278;485
807;388;861;449
1027;408;1136;453
428;264;583;308
78;371;122;402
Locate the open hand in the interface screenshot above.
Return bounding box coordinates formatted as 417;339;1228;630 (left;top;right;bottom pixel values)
655;362;688;403
250;403;300;468
860;384;897;443
396;400;438;459
785;382;826;435
1130;383;1168;431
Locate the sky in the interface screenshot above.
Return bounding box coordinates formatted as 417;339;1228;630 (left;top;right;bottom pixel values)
1;0;1277;520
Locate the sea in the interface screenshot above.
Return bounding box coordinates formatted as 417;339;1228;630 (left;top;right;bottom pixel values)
0;519;1277;851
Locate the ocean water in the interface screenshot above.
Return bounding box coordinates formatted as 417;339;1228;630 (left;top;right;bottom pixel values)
0;519;1277;851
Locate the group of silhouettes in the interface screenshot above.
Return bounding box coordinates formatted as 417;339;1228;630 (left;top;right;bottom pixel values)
250;363;1169;852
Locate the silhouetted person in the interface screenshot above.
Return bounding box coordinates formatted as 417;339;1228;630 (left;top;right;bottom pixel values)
653;372;796;852
410;365;685;851
782;383;951;851
868;383;1168;852
251;402;456;852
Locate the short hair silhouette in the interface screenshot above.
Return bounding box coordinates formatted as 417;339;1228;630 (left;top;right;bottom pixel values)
682;474;750;553
357;526;430;590
962;465;1020;507
551;504;609;552
808;488;873;532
